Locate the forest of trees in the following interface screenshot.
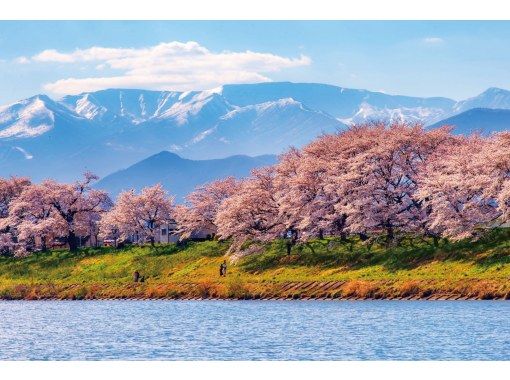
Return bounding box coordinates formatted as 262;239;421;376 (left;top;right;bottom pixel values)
1;122;509;257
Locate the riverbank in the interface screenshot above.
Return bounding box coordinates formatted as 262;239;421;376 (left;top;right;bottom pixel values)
1;230;509;300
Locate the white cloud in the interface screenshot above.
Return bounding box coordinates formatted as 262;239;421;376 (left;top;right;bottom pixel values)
14;56;30;64
423;37;444;45
30;41;311;95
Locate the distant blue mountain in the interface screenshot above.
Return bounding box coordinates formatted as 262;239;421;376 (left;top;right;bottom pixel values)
94;152;277;202
431;108;510;134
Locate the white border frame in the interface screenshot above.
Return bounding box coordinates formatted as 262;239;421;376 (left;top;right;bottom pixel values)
1;0;510;20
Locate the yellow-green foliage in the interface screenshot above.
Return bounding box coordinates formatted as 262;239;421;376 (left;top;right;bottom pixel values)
0;229;509;299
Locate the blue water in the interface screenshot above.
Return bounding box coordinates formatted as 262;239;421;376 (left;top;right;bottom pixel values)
0;300;508;360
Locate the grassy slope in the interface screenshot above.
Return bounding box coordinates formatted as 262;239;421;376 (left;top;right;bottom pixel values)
0;229;509;300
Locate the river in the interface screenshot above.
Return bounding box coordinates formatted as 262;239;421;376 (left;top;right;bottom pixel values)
0;300;508;360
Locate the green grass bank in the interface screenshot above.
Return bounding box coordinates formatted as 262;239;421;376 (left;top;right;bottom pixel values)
1;230;509;300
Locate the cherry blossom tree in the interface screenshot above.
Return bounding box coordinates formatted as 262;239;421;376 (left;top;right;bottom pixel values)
417;134;500;240
0;176;31;254
479;132;510;224
100;184;174;246
327;123;451;244
215;167;283;249
274;147;342;242
30;173;111;251
174;177;239;239
0;176;31;229
7;183;65;251
0;232;15;255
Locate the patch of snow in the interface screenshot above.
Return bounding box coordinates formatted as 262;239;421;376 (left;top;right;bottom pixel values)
221;98;304;121
0;97;55;138
190;128;215;144
139;94;147;116
74;94;107;120
159;93;232;125
169;144;183;152
153;92;180;117
178;91;192;101
341;102;447;125
13;146;33;159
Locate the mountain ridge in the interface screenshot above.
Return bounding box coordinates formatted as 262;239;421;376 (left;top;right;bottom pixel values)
1;82;510;182
430;107;510;134
95;151;278;202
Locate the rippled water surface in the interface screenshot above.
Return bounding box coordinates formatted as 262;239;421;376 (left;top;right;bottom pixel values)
0;300;509;360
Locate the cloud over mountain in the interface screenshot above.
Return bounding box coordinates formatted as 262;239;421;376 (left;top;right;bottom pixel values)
27;41;311;94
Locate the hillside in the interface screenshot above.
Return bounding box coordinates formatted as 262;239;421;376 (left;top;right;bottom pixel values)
95;152;277;201
1;229;509;300
430;108;510;134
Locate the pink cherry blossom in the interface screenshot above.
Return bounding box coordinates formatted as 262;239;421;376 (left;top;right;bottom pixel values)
174;177;239;239
215;167;284;248
100;184;174;246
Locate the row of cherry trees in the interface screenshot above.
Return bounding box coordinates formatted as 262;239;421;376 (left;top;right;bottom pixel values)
0;174;176;255
1;122;509;256
0;173;113;255
176;123;510;249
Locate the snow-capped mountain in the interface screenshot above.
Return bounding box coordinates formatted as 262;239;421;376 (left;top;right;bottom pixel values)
341;102;449;125
0;95;83;138
171;97;341;159
219;82;455;122
0;82;509;182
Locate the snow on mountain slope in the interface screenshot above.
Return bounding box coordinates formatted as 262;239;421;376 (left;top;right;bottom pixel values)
62;88;233;126
1;82;509;183
62;89;183;124
220;82;455;123
341;102;448;125
0;95;76;138
158;91;235;125
176;97;344;159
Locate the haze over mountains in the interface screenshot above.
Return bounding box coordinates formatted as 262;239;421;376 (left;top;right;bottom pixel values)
430;108;510;134
1;82;510;194
95;152;277;202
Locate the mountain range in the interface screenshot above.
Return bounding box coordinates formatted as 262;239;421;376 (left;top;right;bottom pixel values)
1;82;510;191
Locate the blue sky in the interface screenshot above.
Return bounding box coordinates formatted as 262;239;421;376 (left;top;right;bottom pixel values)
1;21;509;104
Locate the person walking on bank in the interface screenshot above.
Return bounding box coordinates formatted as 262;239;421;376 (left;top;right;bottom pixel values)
219;260;227;276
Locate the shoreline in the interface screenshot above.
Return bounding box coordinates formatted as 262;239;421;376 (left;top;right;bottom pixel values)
2;280;509;301
1;296;507;301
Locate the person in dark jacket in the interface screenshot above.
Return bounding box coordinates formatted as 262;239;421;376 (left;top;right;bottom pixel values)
219;260;227;276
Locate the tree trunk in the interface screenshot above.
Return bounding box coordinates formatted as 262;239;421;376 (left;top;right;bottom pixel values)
386;225;394;246
41;236;48;252
68;231;78;252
